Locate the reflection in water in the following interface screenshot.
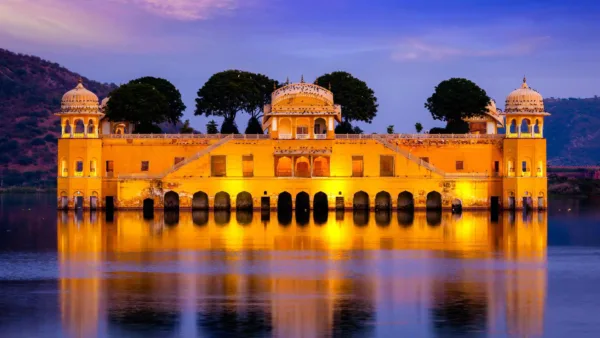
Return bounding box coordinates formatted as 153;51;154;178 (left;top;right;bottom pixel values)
57;210;547;337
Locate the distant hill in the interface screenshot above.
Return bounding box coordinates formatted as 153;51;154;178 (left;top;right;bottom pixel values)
545;97;600;165
0;48;599;187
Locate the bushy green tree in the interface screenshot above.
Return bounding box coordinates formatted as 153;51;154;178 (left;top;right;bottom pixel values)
129;77;186;124
105;83;170;133
387;125;394;134
316;71;378;124
206;120;219;134
179;119;195;134
415;122;423;133
245;116;264;134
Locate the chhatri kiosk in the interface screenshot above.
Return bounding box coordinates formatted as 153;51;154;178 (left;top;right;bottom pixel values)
56;77;548;211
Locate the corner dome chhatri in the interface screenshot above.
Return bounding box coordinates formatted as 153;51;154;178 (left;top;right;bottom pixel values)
60;78;100;114
504;77;545;114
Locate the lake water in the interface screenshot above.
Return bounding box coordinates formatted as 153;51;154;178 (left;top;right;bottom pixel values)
1;194;600;338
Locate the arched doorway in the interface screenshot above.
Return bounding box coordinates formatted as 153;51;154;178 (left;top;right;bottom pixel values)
313;192;328;211
353;191;369;210
451;198;462;213
375;191;391;211
296;192;310;211
192;192;209;210
74;119;85;134
426;191;442;210
143;198;154;219
397;191;414;210
277;192;292;212
236;192;253;211
88;119;95;135
279;118;292;138
214;191;231;210
276;157;293;177
164;191;179;210
295;157;310;177
314;118;327;136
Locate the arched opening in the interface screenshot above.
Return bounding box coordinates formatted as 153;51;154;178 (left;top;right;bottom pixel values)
88;119;95;135
296;118;309;138
114;123;127;135
353;191;369;210
295;156;310;177
143;198;154;219
534;119;541;134
314;118;327;135
192;192;209;210
164;191;179;210
508;192;516;210
313;192;328;212
236;192;253;211
509;119;517;134
313;156;330;177
192;210;209;226
295;192;310;211
397;191;414;210
276;157;292;177
64;120;71;135
538;192;545;210
426;191;442;210
214;191;231;210
451;198;462;214
375;191;391;211
279;118;292;138
90;159;97;177
60;158;68;177
74;119;85;134
277;192;292;212
520;118;532;135
59;191;68;210
397;211;414;227
314;210;328;225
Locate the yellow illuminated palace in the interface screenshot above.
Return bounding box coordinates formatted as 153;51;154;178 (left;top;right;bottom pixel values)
56;77;548;211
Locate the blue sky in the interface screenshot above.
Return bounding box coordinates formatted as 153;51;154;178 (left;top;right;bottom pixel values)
2;0;600;132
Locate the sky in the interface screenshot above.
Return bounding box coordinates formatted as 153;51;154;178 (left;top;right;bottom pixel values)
2;0;600;132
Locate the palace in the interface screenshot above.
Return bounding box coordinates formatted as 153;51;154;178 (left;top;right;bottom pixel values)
56;77;548;211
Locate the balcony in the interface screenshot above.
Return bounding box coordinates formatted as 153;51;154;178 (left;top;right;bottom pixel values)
296;134;310;140
314;134;327;139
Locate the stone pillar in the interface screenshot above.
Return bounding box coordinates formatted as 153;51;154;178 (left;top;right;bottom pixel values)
517;118;522;138
540;124;544;138
291;156;295;177
84;123;88;137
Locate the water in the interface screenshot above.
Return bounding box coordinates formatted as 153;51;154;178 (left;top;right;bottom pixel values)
0;195;599;337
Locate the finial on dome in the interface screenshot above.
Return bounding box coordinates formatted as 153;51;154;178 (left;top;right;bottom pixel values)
521;75;529;89
301;75;304;83
286;77;289;85
78;77;83;84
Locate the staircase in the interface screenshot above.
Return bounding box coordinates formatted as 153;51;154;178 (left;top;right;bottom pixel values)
374;135;446;177
159;135;233;178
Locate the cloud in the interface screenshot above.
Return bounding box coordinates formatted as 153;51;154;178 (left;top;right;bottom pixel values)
391;34;551;62
119;0;238;20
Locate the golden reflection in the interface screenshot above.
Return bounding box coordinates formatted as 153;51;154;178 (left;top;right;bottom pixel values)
57;210;547;337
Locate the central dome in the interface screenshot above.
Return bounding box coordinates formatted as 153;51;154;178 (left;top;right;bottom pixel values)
504;77;545;113
61;79;100;113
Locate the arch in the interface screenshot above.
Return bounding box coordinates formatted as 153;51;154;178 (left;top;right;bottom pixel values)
296;117;309;136
313;192;328;211
353;191;369;210
64;120;71;135
279;118;292;136
375;191;391;211
60;157;68;177
509;119;517;134
314;117;327;135
74;119;85;134
164;191;179;210
295;156;310;177
276;156;292;177
114;123;127;135
192;192;209;210
426;191;442;210
397;191;414;210
236;191;253;211
313;156;330;177
87;119;95;135
451;198;462;213
520;118;532;134
143;198;154;219
59;191;68;210
277;192;293;212
295;191;310;211
214;191;231;210
533;119;541;134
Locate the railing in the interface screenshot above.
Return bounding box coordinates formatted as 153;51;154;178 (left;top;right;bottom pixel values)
279;134;292;140
314;134;327;139
101;134;266;139
336;133;505;140
296;134;310;140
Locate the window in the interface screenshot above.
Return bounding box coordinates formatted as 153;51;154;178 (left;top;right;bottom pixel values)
380;155;394;177
174;157;185;165
106;160;114;173
352;156;364;177
242;155;253;177
537;161;543;177
75;161;84;177
420;157;429;164
141;161;149;172
456;161;464;170
494;161;499;173
211;155;227;177
297;126;308;135
90;160;97;176
522;161;528;172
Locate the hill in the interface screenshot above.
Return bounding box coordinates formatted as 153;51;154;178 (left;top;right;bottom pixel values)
544;97;600;165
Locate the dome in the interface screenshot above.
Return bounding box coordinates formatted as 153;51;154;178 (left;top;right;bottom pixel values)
504;77;544;113
61;79;100;113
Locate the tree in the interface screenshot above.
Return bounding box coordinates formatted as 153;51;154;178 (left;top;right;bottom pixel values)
180;119;194;134
195;70;277;126
387;125;394;134
424;78;490;133
245;116;264;134
221;118;239;134
315;71;378;124
206;120;219;134
415;122;423;133
105;83;170;133
129;77;186;124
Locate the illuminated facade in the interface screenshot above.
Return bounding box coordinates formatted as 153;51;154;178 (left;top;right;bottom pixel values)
56;77;548;211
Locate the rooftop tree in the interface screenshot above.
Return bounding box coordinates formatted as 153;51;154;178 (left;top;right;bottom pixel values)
105;83;170;133
129;76;186;124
